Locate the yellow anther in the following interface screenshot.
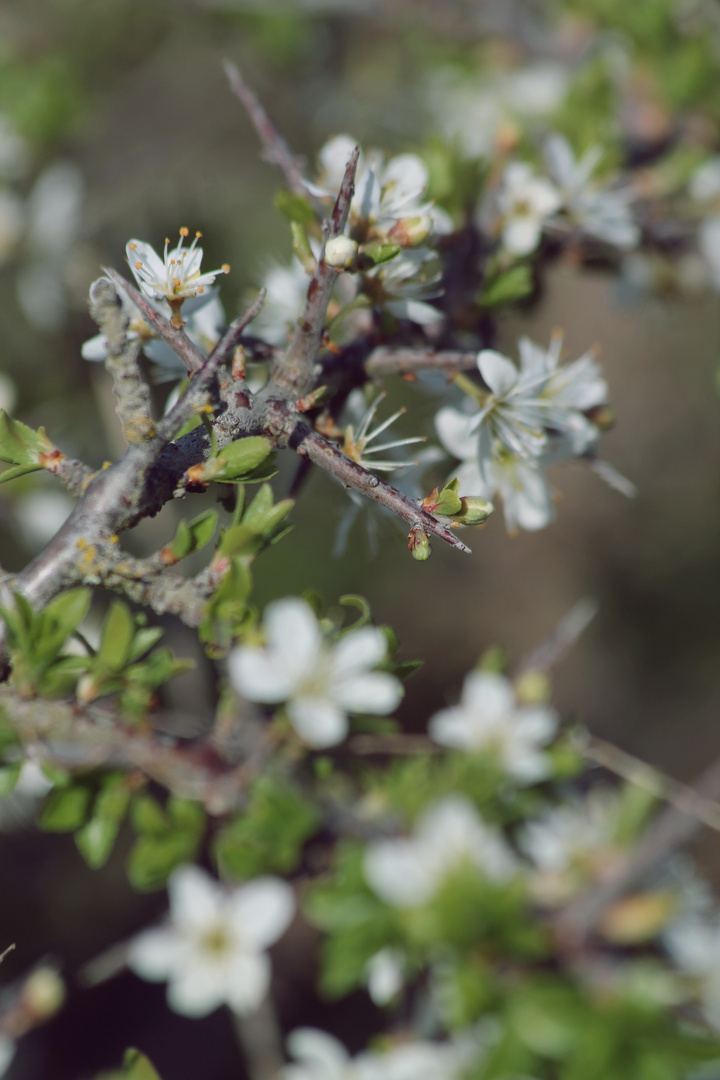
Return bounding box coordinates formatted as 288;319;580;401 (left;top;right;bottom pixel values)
165;237;170;244
129;242;137;251
197;285;204;294
222;263;231;273
179;226;189;237
135;261;142;269
195;230;202;238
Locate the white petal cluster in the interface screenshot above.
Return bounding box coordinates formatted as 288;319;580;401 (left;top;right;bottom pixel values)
309;135;449;240
363;796;517;909
127;865;294;1018
127;227;229;306
496;162;561;256
228;598;403;749
519;788;621;904
281;1027;476;1080
544;134;640;250
435;335;608;531
366;245;443;325
429;670;558;784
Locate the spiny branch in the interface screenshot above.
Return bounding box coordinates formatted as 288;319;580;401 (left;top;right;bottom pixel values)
365;346;480;378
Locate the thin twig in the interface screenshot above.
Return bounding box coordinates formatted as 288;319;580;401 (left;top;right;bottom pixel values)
223;61;324;214
275;147;359;396
289;419;471;554
517;598;598;674
365;346;480;378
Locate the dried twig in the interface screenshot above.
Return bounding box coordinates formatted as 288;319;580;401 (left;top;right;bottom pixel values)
365;346;480;378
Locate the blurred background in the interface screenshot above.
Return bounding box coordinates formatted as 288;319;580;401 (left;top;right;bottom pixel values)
1;0;720;1076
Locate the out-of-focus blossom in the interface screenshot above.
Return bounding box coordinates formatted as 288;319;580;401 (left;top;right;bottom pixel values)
127;865;294;1017
228;597;402;749
495;163;561;256
544;134;640;250
429;670;558;783
280;1027;480;1080
365;948;404;1005
364;796;517;909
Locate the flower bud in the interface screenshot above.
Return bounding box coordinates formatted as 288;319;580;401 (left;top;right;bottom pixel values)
452;496;494;526
408;527;431;561
324;235;358;270
387;213;433;248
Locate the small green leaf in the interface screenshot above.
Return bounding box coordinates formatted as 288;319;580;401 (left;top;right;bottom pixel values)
97;601;136;674
168;509;218;560
360;242;402;266
479;263;533;308
75;774;132;868
0;411;56;466
0;463;43;484
122;1049;163;1080
41;785;91;831
274;188;316;225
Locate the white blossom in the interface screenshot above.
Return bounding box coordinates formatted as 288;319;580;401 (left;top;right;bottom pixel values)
341;391;425;472
363;796;517;909
251;256;313;345
429;670;558;784
544;134;640;250
495;163;561;256
228;598;402;749
127;865;294;1018
281;1028;478;1080
127;227;229;307
366;246;443;325
309;136;450;239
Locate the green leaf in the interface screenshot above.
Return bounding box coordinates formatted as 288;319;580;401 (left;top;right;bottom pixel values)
479;263;534;308
127;796;205;891
433;477;462;516
168;509;218;561
192;438;275;484
41;785;91;831
0;411;55;466
97;601;136;674
274;188;316;225
360;242;402;266
122;1050;163;1080
0;463;43;484
214;777;319;880
75;774;132;868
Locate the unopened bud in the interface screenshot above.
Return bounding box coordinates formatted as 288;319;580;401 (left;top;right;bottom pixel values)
22;967;65;1021
452;496;494;526
514;668;552;705
408;527;431;561
324;235;358;270
387;213;433;248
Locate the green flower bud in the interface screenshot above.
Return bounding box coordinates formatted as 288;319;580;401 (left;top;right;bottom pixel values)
408;527;432;561
324;235;358;269
452;496;494;526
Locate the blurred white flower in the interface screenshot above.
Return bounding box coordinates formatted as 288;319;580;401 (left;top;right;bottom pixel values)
281;1028;478;1080
495;163;561;256
366;246;443;325
251;256;312;345
228;598;402;749
427;64;569;160
127;228;229;308
519;788;623;904
363;796;517;909
365;947;404;1005
127;864;294;1017
544;134;640;250
341;391;425;472
310;136;449;239
429;670;558;784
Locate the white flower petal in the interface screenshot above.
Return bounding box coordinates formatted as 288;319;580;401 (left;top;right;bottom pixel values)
289;698;348;748
166;964;228;1017
334;672;402;715
462;670;515;717
228;646;294;704
364;839;436;908
265;598;323;685
331;627;387;677
228;877;295;950
477;350;518;396
225;952;272;1015
286;1028;350;1073
435;406;477;461
169;864;223;934
127;927;179;981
